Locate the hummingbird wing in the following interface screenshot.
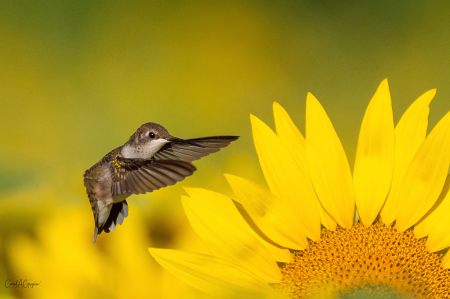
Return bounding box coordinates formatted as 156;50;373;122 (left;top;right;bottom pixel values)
110;156;196;197
153;136;239;163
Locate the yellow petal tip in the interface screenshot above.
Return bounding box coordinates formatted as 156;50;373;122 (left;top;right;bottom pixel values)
376;78;390;93
306;93;322;112
250;114;261;126
223;173;235;180
424;88;437;102
182;186;192;193
306;92;318;102
418;88;436;105
182;187;205;198
250;114;268;131
223;173;239;186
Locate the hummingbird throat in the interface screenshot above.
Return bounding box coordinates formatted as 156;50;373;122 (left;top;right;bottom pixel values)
121;139;170;159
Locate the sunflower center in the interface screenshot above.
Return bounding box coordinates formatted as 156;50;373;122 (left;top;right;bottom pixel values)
278;221;450;298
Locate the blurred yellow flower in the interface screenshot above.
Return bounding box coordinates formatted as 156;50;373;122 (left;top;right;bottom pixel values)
5;202;208;299
149;79;450;298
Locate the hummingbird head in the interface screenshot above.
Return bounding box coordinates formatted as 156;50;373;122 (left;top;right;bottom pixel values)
140;122;172;142
127;122;170;144
121;123;201;159
121;123;172;159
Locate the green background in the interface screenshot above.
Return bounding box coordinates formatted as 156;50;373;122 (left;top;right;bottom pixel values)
1;1;449;298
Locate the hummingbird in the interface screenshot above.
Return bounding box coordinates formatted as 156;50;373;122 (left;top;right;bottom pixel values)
83;122;238;244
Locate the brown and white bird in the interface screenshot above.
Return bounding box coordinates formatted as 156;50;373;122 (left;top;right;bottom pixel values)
83;122;238;244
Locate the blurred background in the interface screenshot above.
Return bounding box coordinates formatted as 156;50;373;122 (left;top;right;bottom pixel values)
1;1;450;298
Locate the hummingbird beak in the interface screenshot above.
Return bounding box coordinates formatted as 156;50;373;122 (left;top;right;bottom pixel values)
165;137;204;147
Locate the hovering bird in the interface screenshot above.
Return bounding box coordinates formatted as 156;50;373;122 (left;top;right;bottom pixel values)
83;122;238;244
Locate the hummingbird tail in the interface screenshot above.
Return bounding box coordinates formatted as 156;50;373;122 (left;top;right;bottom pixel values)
101;201;129;234
93;227;99;244
92;200;129;244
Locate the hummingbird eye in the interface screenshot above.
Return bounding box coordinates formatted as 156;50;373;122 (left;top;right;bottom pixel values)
149;132;155;138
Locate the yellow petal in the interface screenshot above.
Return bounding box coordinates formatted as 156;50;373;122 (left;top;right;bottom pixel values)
306;93;355;228
231;200;294;263
381;89;435;225
273;102;337;231
273;102;309;174
251;114;321;240
318;201;337;231
443;252;450;269
225;174;308;250
148;248;271;296
259;239;293;263
414;175;450;239
425;176;450;252
426;221;450;252
182;188;281;283
396;110;450;232
353;79;395;226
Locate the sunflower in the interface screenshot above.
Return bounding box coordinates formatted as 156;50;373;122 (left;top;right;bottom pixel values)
149;79;450;298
